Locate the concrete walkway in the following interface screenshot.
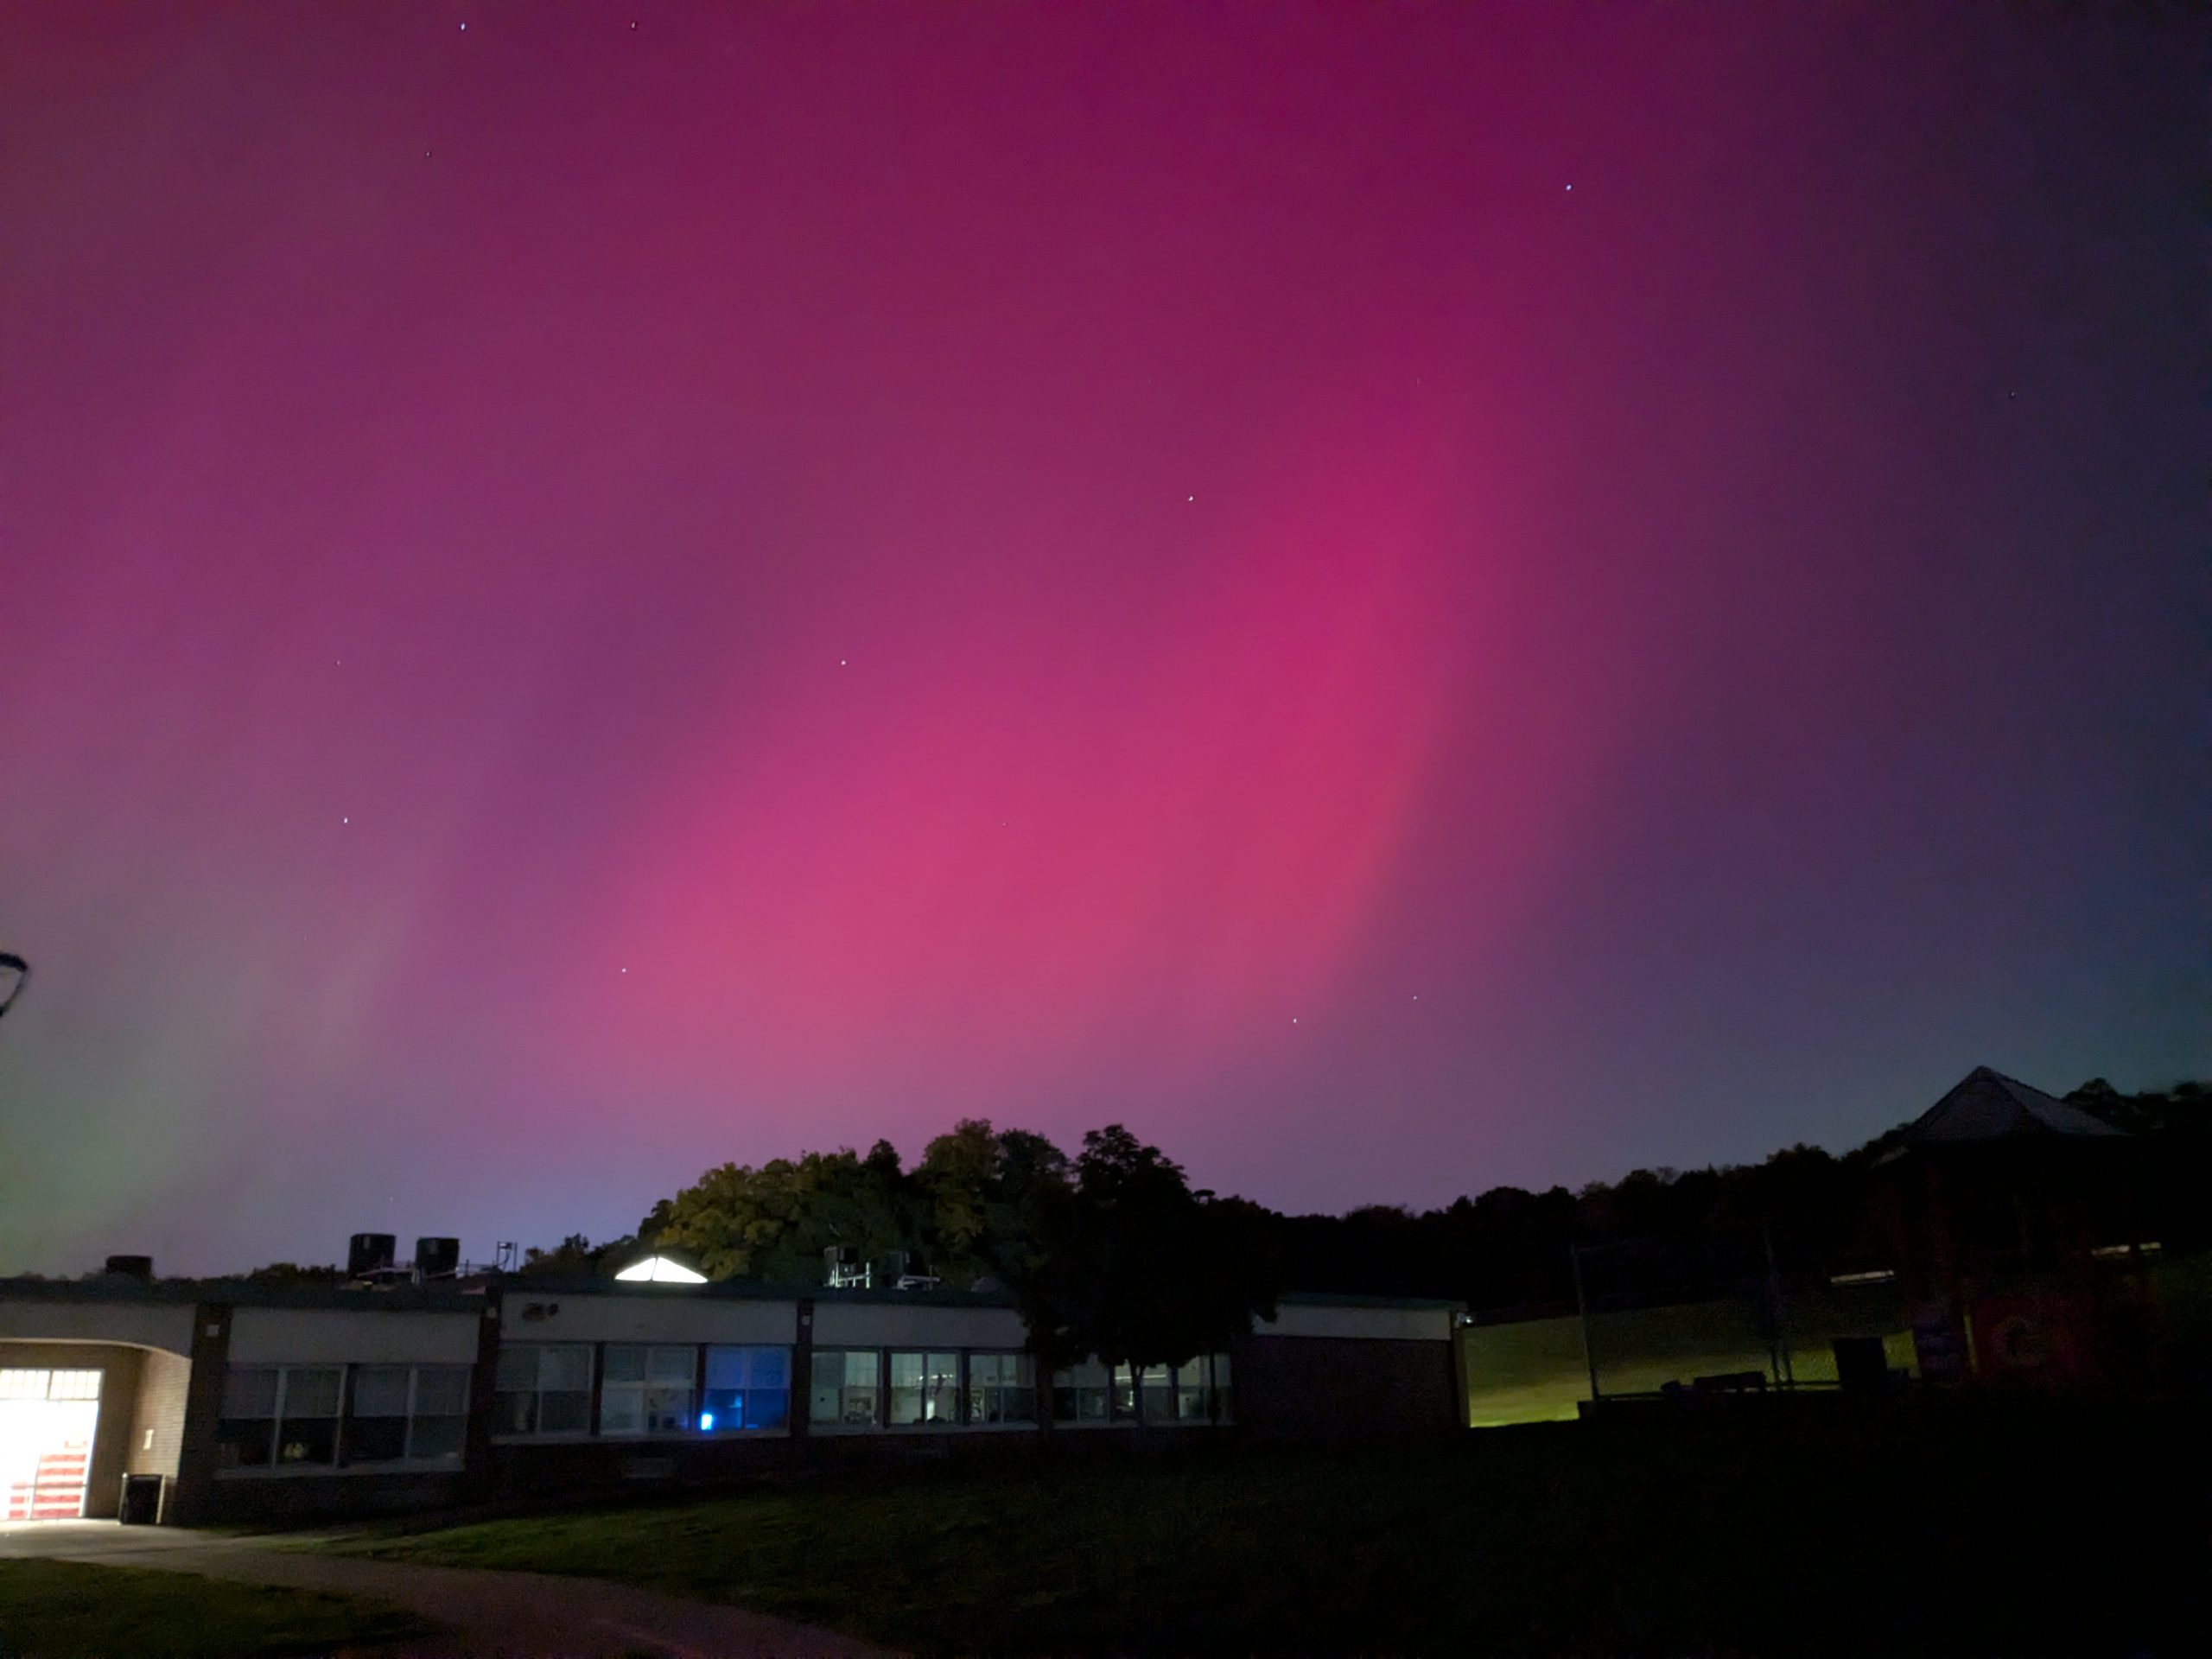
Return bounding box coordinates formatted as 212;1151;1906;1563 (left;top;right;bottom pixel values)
0;1522;900;1659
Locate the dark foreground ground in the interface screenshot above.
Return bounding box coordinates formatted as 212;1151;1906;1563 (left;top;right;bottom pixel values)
340;1401;2212;1657
0;1556;431;1658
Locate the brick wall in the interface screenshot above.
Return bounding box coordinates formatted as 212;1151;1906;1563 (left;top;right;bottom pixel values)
1230;1334;1460;1438
128;1347;192;1478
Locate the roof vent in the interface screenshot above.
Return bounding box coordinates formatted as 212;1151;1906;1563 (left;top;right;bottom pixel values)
415;1237;461;1280
347;1233;397;1277
891;1249;940;1292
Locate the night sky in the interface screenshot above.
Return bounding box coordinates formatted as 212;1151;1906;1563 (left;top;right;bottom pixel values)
2;6;2203;1274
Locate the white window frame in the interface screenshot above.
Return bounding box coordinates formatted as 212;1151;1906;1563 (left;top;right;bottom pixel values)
887;1351;961;1427
964;1351;1036;1427
213;1364;344;1478
808;1348;882;1432
345;1363;472;1466
699;1344;793;1435
491;1343;594;1441
600;1344;698;1438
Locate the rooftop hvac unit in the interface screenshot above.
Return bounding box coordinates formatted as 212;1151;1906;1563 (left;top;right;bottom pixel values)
892;1249;939;1292
824;1245;869;1289
415;1237;461;1280
347;1233;397;1278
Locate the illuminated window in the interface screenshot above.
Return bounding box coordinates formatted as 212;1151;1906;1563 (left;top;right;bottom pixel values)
493;1344;592;1437
700;1346;791;1433
966;1353;1034;1424
809;1350;879;1427
1111;1363;1137;1421
887;1351;960;1426
217;1365;339;1471
601;1344;696;1435
347;1365;471;1464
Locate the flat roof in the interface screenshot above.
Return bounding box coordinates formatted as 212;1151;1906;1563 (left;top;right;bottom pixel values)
0;1274;1461;1316
0;1275;488;1313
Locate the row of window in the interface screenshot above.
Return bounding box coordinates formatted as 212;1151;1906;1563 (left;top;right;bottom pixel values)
217;1363;469;1471
496;1344;1233;1438
215;1347;1236;1467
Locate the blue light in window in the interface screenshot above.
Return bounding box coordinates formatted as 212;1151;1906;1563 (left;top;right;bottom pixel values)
698;1411;715;1431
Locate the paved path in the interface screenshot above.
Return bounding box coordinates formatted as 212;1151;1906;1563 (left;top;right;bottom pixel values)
0;1522;900;1659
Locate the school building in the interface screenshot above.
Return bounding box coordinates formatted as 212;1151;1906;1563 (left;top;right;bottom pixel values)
0;1271;1463;1526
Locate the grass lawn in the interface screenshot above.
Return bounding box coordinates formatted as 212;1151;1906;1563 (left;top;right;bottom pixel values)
341;1402;2209;1656
0;1558;433;1658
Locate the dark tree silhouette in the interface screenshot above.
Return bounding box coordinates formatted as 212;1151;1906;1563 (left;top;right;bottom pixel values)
1012;1126;1279;1374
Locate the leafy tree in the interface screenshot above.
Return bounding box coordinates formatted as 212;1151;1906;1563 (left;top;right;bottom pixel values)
518;1233;633;1276
1013;1126;1278;1374
639;1141;917;1281
917;1119;1074;1287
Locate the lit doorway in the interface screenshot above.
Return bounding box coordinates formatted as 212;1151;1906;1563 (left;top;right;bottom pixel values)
1;1369;101;1521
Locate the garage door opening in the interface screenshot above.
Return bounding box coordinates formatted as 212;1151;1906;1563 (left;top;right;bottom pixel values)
1;1368;101;1520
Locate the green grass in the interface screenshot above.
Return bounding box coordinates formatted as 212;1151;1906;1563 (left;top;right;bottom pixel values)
341;1404;2209;1656
0;1558;433;1658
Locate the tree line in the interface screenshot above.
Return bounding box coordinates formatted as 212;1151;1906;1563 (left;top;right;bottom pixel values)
225;1077;2206;1363
514;1077;2209;1333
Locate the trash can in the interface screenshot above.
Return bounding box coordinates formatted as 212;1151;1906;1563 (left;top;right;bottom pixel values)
117;1473;165;1525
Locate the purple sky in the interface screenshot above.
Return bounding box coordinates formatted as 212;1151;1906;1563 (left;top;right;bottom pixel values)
1;4;2203;1274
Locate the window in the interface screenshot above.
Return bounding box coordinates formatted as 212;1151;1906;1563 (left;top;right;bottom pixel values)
0;1369;101;1402
217;1365;339;1470
1139;1364;1173;1422
1211;1351;1233;1422
602;1344;696;1435
1051;1360;1109;1424
888;1351;960;1426
493;1344;592;1436
217;1367;278;1468
1111;1363;1136;1421
966;1353;1035;1424
701;1346;791;1433
348;1365;471;1464
1174;1358;1210;1421
810;1350;879;1427
409;1365;471;1458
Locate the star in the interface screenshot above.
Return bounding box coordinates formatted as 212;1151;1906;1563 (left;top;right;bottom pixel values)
839;658;848;666
620;967;629;975
341;817;349;825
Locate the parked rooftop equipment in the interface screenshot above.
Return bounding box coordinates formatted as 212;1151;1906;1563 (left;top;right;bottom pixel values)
346;1233;397;1279
415;1236;461;1280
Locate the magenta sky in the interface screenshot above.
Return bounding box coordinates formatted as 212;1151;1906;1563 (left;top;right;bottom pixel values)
3;5;2203;1274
